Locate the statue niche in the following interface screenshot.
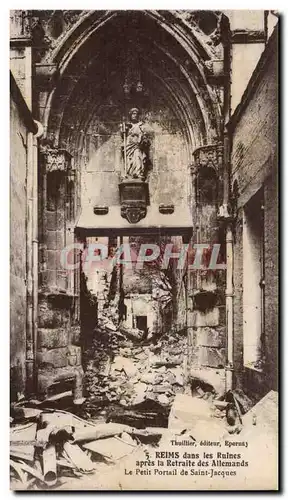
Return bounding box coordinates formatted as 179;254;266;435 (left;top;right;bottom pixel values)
119;107;152;224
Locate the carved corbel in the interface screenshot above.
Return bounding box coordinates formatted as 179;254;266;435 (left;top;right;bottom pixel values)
193;144;222;174
192;143;224;206
40;147;72;173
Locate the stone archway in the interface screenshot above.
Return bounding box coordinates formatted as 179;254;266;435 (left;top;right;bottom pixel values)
36;10;227;398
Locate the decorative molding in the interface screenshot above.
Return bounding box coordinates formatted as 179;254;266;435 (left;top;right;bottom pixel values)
10;37;32;47
231;29;266;44
40;147;72;172
159;204;175;215
228;24;278;132
204;59;226;83
121;205;147;224
93;206;109;215
119;180;149;224
192;144;223;173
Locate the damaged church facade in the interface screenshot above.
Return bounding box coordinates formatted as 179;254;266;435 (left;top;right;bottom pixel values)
10;10;278;407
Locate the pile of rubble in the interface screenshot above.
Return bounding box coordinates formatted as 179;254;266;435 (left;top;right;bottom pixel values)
10;399;146;490
84;325;187;408
10;395;174;489
10;389;278;490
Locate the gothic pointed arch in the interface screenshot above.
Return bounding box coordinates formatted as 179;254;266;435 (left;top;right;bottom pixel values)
36;9;225;157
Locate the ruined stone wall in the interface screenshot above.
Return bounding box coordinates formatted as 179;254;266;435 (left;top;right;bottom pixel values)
10;95;28;397
263;172;278;391
231;28;278;395
231;36;278;208
10;11;32;110
232;208;244;389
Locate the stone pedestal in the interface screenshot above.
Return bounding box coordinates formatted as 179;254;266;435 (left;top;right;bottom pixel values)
119;180;149;224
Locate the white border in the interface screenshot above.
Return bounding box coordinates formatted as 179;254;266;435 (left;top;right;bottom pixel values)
2;2;286;498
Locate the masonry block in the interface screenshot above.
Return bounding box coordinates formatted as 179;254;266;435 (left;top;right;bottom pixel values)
67;345;81;366
196;327;225;348
45;230;57;250
46;211;57;231
56;270;67;290
56;231;65;251
198;346;226;368
71;326;81;345
37;347;69;369
38;328;69;349
190;308;219;327
46;211;64;231
46;269;57;287
46;250;57;270
38;297;71;329
218;305;226;327
37;365;83;396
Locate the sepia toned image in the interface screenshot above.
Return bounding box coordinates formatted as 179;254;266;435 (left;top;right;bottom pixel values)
10;9;279;490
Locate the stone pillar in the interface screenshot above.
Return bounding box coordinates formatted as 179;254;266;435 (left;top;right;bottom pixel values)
37;147;82;397
188;144;226;395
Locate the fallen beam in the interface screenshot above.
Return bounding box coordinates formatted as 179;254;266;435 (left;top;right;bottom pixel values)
43;444;57;486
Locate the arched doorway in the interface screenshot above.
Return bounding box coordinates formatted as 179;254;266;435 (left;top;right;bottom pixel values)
36;10;226;401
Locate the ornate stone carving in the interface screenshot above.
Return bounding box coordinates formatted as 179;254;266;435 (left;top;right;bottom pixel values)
119;180;149;224
193;144;223;173
121;205;147;224
192;143;224;207
40;148;72;172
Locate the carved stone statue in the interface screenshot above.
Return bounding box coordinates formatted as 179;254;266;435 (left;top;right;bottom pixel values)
121;108;152;181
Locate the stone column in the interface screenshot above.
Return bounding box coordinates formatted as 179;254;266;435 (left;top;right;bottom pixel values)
187;144;226;395
37;147;82;398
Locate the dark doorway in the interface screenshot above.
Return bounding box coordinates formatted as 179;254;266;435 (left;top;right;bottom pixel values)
135;315;148;334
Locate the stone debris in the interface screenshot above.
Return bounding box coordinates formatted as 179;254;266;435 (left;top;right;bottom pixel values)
242;390;278;432
9;404;140;490
10;387;276;490
168;394;215;429
10;422;37;462
190;367;225;396
82;435;137;461
84;322;187;409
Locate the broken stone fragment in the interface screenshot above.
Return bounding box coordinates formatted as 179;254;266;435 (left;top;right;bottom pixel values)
153;385;172;394
111;356;138;378
168;347;183;355
140;371;156;384
165;371;176;385
172;371;184;387
155;366;166;373
131;382;147;405
119;325;144;341
158;394;170;405
189;368;225;396
134;352;147;360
